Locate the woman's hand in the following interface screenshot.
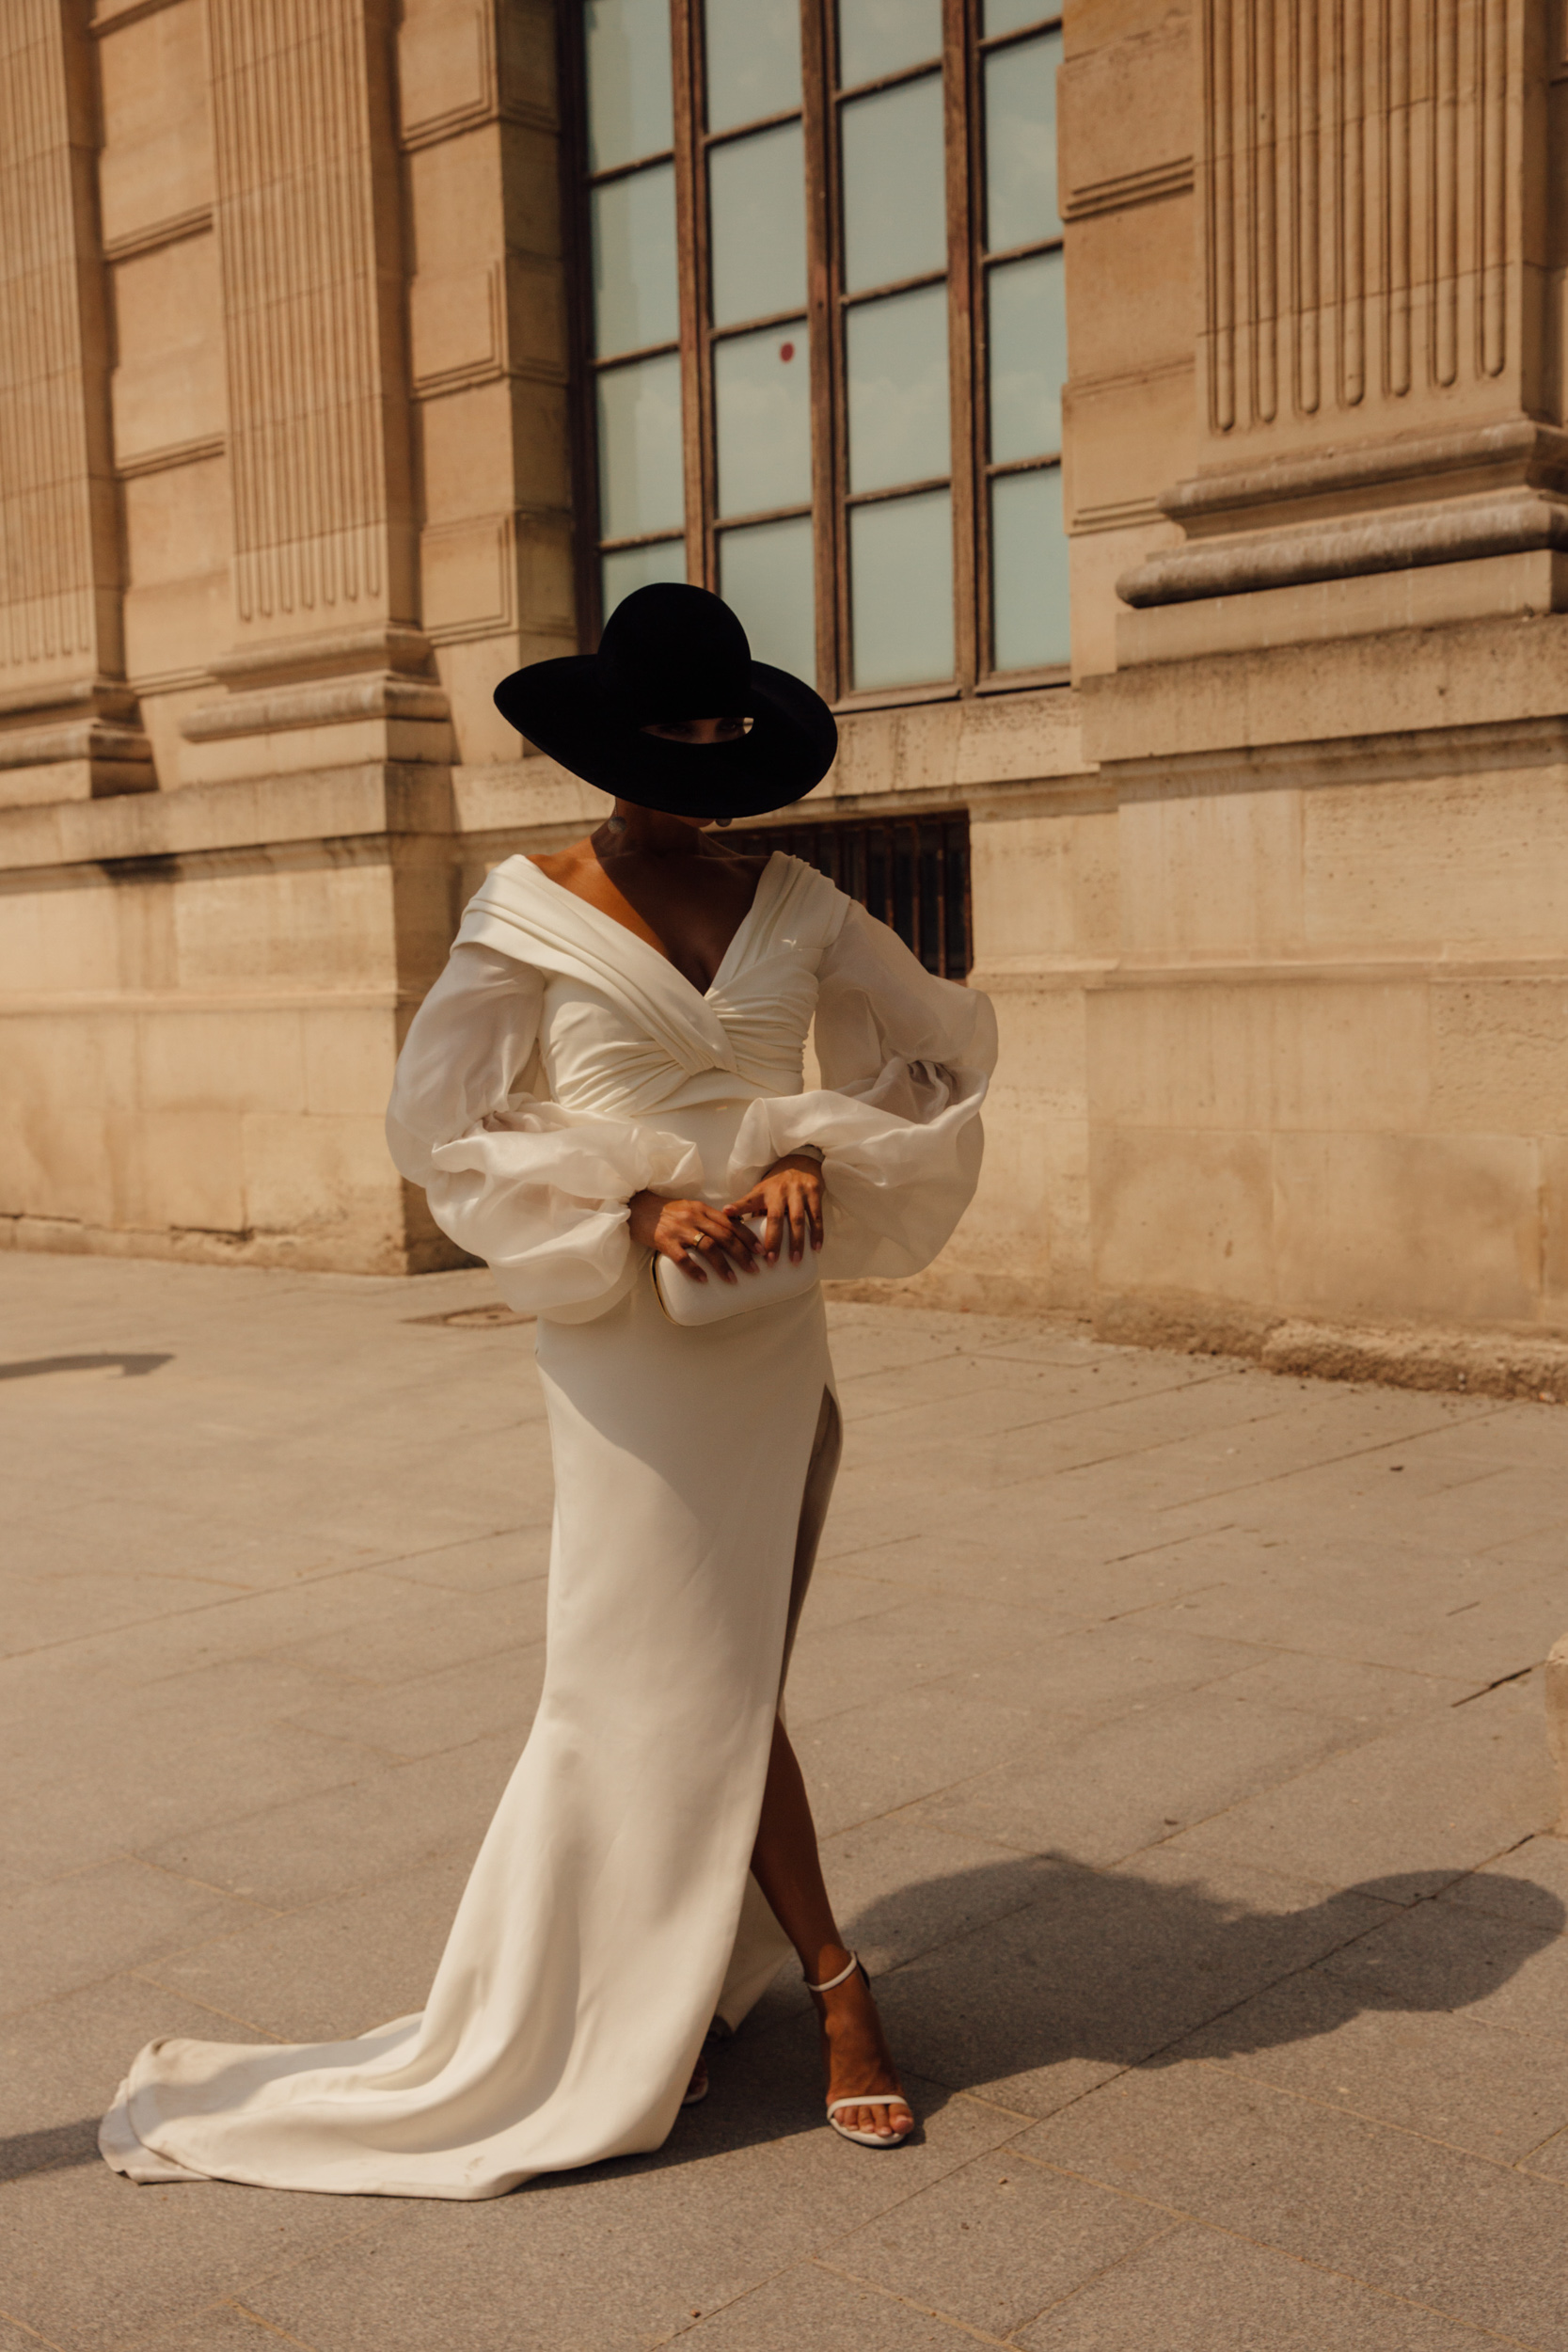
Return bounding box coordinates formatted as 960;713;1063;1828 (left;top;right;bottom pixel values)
628;1189;760;1285
723;1154;824;1266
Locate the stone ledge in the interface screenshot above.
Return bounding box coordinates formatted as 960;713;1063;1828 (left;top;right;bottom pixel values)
0;764;457;875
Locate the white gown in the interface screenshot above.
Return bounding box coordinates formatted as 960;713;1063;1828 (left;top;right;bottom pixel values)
100;852;996;2200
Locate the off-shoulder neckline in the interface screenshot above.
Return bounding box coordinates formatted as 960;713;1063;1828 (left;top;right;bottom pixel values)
517;850;786;1002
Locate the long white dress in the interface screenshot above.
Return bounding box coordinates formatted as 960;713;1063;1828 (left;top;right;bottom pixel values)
100;851;996;2200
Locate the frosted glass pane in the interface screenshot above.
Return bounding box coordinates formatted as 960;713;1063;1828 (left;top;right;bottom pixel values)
603;537;688;616
709;122;807;326
720;516;816;683
591;164;678;357
988;247;1065;461
585;0;673;172
837;0;941;87
705;0;801;130
983;0;1048;32
985;31;1061;249
841;75;945;293
596;353;686;538
990;467;1069;670
847;283;949;494
715;322;811;517
849;490;954;687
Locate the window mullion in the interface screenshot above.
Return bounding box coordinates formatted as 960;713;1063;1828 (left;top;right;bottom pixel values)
944;0;980;692
669;0;712;588
800;0;840;699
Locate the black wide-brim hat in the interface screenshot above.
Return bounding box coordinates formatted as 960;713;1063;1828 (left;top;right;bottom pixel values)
493;582;837;819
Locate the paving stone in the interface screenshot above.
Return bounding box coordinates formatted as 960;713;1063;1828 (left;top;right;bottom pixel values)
870;1848;1393;2118
827;2151;1173;2337
135;1851;476;2044
1436;1832;1568;1931
136;1733;521;1912
1176;1967;1568;2162
1164;1671;1560;1898
0;1861;276;2024
1017;2221;1501;2351
4;1253;1566;2351
1318;1887;1568;2043
910;1684;1371;1864
1015;2063;1568;2348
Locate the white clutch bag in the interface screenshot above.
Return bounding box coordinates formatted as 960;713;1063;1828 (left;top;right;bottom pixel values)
651;1216;821;1327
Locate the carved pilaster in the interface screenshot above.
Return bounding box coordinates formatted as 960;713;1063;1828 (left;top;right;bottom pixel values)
186;0;448;772
1198;0;1528;440
0;0;150;803
1122;0;1551;622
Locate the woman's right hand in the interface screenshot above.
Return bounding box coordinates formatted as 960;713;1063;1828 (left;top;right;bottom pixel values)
627;1190;760;1285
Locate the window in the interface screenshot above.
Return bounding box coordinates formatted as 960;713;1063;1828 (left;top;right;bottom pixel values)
570;0;1069;705
744;812;973;977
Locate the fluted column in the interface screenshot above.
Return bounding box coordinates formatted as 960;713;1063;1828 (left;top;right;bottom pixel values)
1118;0;1557;623
183;0;449;779
0;0;150;803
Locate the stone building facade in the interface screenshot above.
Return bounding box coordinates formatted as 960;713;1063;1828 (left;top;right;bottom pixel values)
2;0;1564;1381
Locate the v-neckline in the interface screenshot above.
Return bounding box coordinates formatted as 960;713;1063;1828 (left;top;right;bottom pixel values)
524;850;781;1002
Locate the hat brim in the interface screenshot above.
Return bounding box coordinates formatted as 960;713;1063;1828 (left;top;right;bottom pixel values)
493;657;837;819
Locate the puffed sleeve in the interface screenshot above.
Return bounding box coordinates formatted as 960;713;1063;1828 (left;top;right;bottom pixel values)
386;945;700;1319
731;898;998;1281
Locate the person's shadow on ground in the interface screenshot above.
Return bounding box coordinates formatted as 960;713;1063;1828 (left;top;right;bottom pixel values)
12;1848;1560;2190
668;1846;1564;2169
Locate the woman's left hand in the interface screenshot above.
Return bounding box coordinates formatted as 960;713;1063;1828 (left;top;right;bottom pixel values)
723;1155;824;1266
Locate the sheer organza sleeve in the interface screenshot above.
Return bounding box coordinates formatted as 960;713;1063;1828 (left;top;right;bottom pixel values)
386;945;700;1319
731;899;997;1281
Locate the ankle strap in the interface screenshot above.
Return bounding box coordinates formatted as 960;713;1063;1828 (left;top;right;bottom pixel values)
804;1951;859;1994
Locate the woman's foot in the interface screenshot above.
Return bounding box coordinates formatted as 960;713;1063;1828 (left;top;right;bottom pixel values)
682;2051;709;2106
809;1950;912;2142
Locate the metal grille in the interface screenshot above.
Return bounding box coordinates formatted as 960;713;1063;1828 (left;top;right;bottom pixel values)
742;813;973;980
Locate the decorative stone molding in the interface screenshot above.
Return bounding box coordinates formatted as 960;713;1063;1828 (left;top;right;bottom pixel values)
0;1;125;715
1200;0;1527;439
1120;421;1568;604
209;0;415;637
1063;157;1196;221
182;673;450;742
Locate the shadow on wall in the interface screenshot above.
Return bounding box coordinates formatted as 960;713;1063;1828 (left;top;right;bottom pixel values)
0;1354;172;1382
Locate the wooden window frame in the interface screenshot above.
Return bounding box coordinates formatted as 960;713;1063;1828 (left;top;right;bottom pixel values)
560;0;1068;705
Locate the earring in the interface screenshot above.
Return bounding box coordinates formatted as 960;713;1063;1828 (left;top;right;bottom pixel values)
716;816;733;828
604;814;627;836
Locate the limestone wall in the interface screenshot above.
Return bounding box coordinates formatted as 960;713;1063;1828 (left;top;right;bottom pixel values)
0;0;1563;1382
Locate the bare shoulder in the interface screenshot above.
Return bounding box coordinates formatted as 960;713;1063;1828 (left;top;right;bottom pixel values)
527;840;597;884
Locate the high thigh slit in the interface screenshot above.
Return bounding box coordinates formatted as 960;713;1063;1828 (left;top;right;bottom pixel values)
101;853;994;2200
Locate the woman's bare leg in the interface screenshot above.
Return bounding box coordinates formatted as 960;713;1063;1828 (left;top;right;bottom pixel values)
749;1717;911;2139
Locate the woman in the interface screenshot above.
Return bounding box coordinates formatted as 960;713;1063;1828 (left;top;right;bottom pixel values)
101;585;996;2199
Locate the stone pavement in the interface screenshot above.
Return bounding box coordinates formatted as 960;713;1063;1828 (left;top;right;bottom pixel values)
3;1252;1568;2352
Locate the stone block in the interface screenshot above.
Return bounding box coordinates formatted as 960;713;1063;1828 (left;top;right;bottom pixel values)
171;863;395;992
1119;781;1305;957
1430;977;1568;1135
137;1009;305;1117
973;807;1117;967
110;237;224;461
1058;19;1195;207
399;0;495;141
240;1112;404;1262
410;262;504;389
1090;1125;1275;1304
1065;199;1193;385
114;1107;245;1233
1274;1130;1541;1326
301;1007;402;1118
96;0;213;246
1305;759;1568;954
421;375;571;519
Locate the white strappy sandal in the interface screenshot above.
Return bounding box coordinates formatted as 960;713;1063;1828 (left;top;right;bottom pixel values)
805;1951;913;2148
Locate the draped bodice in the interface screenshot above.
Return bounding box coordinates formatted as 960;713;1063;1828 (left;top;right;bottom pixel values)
456;852;842;1120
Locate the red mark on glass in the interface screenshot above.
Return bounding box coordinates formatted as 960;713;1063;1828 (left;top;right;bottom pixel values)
779;342;795;362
